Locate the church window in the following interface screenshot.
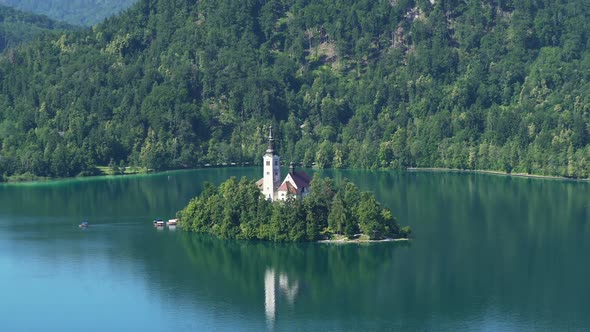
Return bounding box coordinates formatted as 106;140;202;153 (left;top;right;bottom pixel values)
266;172;270;175
266;161;270;166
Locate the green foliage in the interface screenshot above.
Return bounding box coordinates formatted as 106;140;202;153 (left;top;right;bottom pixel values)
178;176;407;242
1;0;590;179
399;226;412;238
357;193;385;240
0;0;137;26
0;4;73;53
107;158;125;175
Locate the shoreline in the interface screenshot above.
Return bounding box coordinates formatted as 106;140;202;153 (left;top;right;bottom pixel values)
4;164;587;185
318;237;410;244
406;167;589;182
0;163;250;184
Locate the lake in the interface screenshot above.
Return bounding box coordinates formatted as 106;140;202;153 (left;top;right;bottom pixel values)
0;168;588;331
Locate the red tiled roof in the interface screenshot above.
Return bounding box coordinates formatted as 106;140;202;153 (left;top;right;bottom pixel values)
278;181;298;194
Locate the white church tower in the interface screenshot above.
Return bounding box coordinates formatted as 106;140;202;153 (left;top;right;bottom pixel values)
262;125;280;200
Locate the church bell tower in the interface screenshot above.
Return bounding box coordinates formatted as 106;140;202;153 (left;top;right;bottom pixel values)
262;125;281;200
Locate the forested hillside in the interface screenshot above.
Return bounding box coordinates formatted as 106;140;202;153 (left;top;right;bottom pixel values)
0;0;137;26
1;0;590;180
0;5;72;53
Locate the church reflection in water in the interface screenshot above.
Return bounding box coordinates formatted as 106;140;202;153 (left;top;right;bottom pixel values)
264;268;299;328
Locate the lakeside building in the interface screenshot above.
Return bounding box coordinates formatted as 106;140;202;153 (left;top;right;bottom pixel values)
256;126;311;201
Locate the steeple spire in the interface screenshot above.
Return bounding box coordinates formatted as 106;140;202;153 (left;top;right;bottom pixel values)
266;125;275;154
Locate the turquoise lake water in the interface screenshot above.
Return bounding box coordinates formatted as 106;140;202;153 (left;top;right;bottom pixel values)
0;168;588;331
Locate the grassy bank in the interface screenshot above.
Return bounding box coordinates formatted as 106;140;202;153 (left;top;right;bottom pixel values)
95;166;150;176
318;234;410;244
3;172;50;183
0;166;150;184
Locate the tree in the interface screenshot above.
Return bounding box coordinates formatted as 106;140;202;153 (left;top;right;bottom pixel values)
328;193;346;234
357;192;384;240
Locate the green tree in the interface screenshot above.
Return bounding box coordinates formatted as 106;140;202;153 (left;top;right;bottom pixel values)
357;192;384;240
328;193;346;234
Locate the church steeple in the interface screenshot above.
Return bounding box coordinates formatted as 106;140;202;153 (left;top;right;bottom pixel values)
266;125;275;154
262;124;280;200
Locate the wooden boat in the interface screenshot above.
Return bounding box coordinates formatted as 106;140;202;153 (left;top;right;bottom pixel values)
153;219;165;227
167;218;178;226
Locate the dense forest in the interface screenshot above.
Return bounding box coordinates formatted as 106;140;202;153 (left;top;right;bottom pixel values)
178;175;410;242
0;5;72;53
0;0;137;26
1;0;590;181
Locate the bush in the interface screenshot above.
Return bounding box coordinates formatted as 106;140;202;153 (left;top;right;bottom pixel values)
399;226;412;238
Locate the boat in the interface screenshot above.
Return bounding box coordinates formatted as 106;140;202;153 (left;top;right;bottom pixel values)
79;220;89;228
167;218;178;226
153;219;165;227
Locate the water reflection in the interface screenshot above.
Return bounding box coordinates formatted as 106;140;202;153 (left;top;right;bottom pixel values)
279;272;299;304
264;269;276;327
264;268;300;328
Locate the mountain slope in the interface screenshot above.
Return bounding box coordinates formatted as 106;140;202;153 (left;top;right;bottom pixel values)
0;4;73;52
0;0;137;26
1;0;590;179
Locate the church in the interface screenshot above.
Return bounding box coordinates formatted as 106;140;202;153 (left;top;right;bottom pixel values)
256;126;311;201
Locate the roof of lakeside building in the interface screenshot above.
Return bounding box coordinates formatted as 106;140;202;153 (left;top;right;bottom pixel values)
278;181;298;194
290;171;311;188
278;170;311;192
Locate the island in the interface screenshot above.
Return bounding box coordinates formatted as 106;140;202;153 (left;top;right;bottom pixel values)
177;127;411;242
177;175;411;242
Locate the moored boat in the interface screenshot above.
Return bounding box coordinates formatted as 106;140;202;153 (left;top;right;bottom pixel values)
167;218;178;226
153;219;165;227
